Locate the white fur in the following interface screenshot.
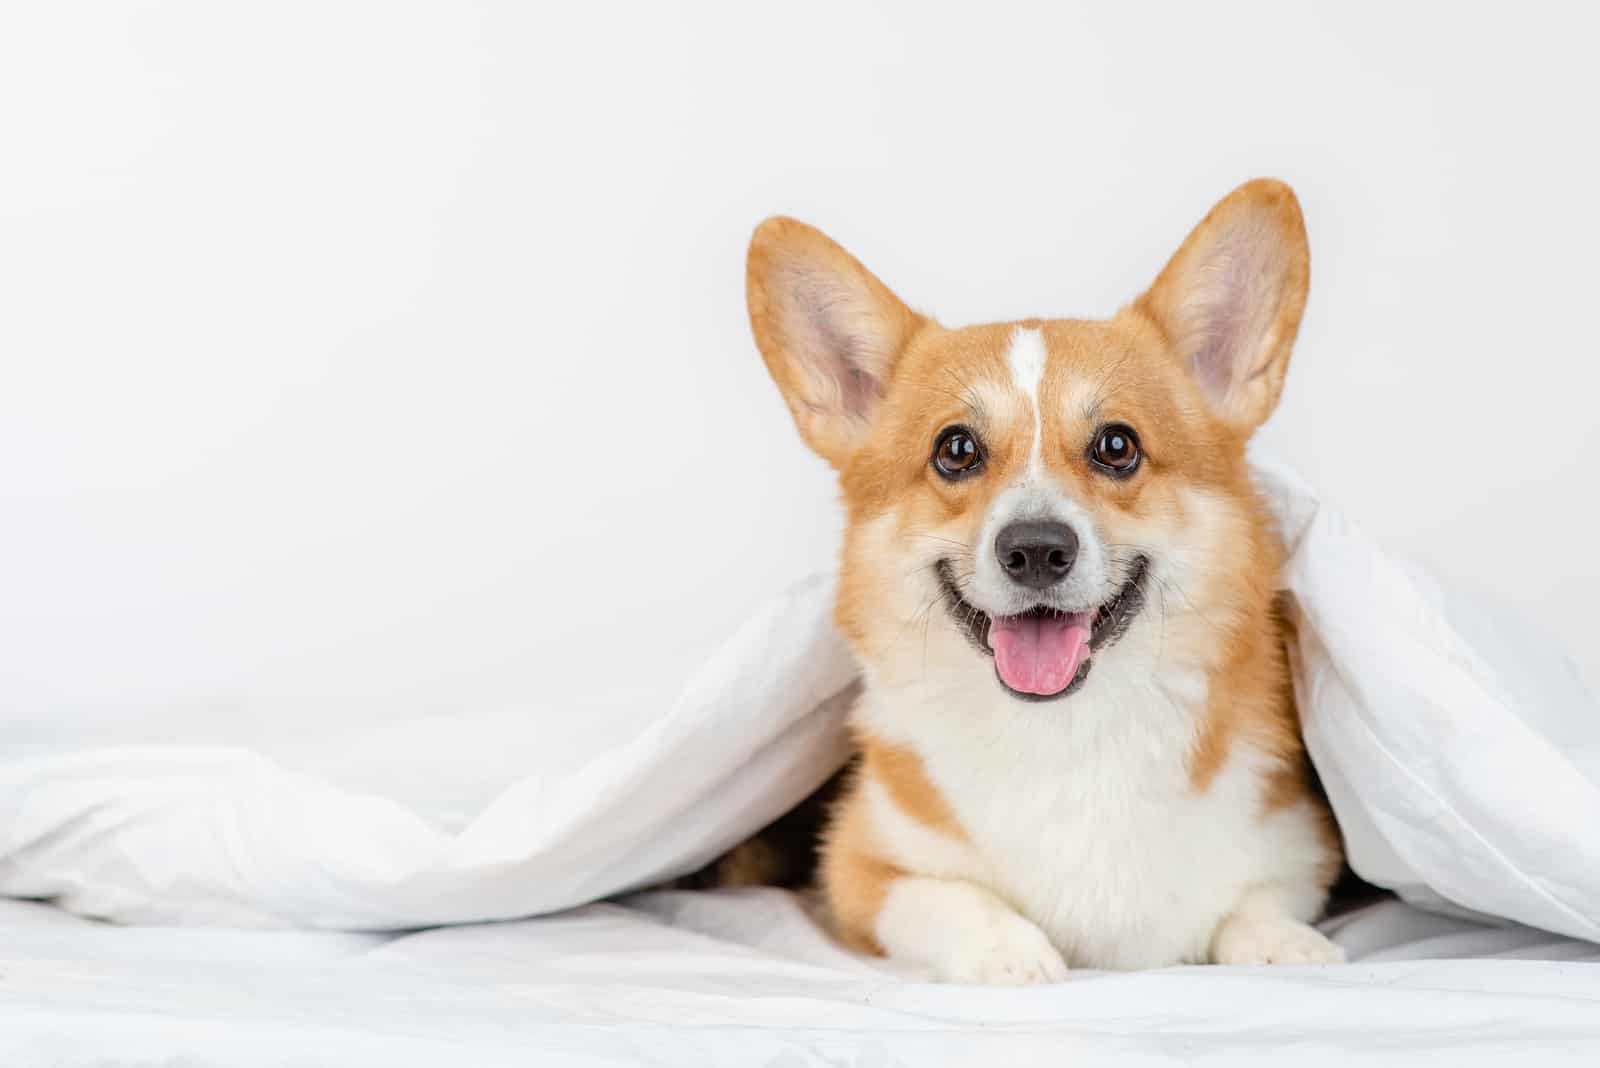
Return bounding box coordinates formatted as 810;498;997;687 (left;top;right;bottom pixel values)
876;876;1068;984
859;663;1333;974
1005;325;1048;466
1212;883;1345;965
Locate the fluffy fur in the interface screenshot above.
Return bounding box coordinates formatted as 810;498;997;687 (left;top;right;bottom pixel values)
744;180;1341;980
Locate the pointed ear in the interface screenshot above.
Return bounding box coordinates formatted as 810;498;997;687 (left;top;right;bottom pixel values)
1131;179;1309;433
746;217;926;468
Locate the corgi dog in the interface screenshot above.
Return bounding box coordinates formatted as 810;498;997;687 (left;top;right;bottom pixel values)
743;180;1342;981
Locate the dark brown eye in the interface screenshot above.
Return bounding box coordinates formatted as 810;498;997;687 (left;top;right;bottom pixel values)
1090;423;1141;476
932;426;983;479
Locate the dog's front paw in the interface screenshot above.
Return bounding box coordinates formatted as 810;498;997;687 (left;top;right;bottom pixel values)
1212;916;1345;966
930;914;1069;986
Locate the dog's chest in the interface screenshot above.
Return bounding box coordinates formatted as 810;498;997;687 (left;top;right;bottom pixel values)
864;680;1271;970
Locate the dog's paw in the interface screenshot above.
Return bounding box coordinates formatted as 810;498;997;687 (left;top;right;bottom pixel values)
930;915;1069;986
1212;916;1345;966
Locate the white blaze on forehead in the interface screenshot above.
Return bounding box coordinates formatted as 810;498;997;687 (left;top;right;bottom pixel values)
1006;325;1048;397
1005;326;1048;467
969;326;1119;615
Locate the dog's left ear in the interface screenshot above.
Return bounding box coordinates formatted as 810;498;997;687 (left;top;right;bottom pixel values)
1130;179;1309;433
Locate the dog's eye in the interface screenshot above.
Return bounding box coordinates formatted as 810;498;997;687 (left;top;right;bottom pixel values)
1090;424;1141;476
932;426;984;479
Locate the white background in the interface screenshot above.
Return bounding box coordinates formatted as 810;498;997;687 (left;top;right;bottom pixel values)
4;2;1598;768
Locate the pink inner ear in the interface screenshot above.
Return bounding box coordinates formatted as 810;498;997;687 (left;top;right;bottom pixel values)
787;270;886;420
1188;242;1253;399
838;364;883;418
1184;225;1284;404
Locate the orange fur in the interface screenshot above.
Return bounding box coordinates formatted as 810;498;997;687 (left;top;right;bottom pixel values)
817;774;900;955
861;737;966;838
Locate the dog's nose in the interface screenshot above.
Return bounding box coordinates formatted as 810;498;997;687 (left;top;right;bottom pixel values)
995;520;1079;589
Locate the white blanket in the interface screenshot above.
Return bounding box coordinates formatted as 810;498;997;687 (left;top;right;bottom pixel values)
3;893;1597;1066
0;573;855;928
3;461;1600;1065
3;458;1598;943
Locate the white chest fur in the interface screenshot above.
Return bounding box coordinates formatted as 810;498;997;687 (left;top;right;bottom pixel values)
857;664;1327;971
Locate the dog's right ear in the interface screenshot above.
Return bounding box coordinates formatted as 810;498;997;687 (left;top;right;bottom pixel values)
746;218;925;469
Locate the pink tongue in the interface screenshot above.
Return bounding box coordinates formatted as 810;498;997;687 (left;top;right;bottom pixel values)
990;612;1093;696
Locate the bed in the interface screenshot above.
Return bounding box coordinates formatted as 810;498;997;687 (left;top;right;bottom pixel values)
4;465;1598;1065
4;891;1598;1065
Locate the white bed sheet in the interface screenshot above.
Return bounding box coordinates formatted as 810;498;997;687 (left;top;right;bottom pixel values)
3;892;1596;1067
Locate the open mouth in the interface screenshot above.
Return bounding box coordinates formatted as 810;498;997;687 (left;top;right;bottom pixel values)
936;555;1149;702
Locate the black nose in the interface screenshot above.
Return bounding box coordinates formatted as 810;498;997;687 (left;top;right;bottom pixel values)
995;520;1079;589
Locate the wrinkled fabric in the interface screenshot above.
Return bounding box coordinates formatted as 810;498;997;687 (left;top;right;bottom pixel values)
1258;456;1600;942
2;457;1598;943
1;892;1597;1066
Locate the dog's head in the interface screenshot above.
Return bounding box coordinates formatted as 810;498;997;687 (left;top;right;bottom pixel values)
747;180;1308;702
